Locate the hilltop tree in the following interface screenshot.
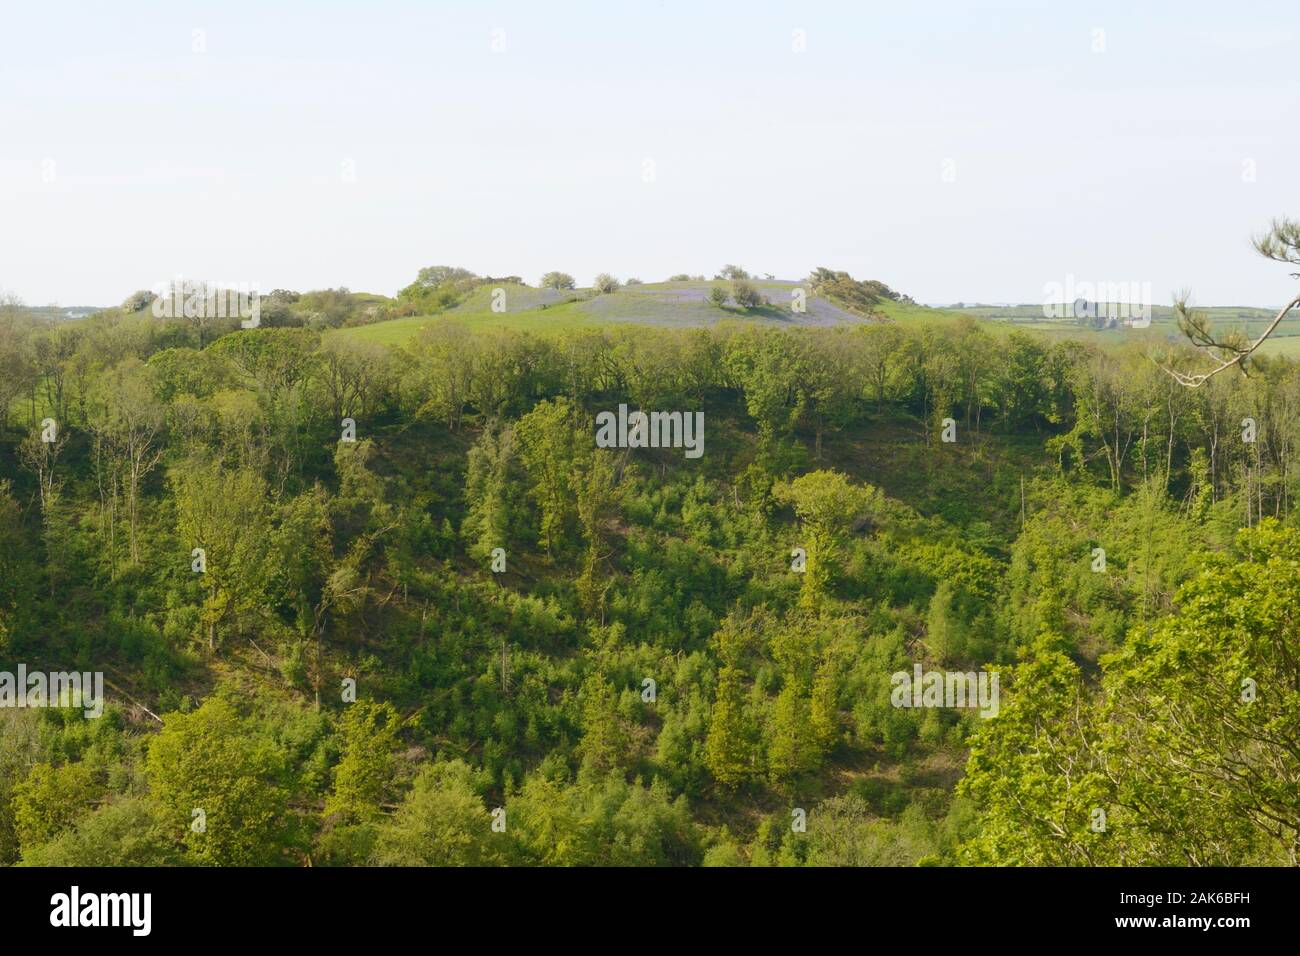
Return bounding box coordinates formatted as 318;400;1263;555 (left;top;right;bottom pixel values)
592;273;621;294
540;271;576;290
120;289;156;313
414;265;478;288
396;266;479;315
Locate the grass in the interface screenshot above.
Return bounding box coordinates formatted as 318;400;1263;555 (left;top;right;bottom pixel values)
330;280;968;348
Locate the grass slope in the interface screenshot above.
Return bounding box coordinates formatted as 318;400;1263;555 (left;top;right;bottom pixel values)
332;280;963;347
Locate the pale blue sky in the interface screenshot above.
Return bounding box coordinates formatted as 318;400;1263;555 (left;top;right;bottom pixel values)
1;1;1296;307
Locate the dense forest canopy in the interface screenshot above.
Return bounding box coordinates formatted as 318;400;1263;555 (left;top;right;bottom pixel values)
2;267;1299;866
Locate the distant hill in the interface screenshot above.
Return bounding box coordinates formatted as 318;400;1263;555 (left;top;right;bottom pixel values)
14;305;106;321
334;278;956;346
451;279;871;326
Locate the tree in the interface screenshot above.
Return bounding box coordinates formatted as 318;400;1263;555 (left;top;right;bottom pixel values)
705;616;760;788
395;267;479;315
732;279;762;309
145;697;295;865
0;482;29;653
767;679;816;782
808;268;902;315
809;656;840;754
318;337;391;426
592;273;621;294
325;701;403;823
963;521;1300;865
18;423;66;516
516;398;580;557
414;265;478;288
925;579;965;663
88;358;165;567
705;663;753;788
463;421;521;565
409;320;476;430
171;456;272;652
723;327;804;438
577;674;630;776
708;285;729;307
794;329;863;458
1100;520;1300;863
958;648;1113;865
371;761;506;866
121;289;156;313
767;624;822;782
18;797;180;866
0;293;34;429
540;271;576;290
574;442;621;615
11;762;101;851
207;327;321;481
776;470;879;607
271;485;334;697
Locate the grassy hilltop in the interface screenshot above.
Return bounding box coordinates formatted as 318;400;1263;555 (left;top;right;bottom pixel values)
333;276;949;347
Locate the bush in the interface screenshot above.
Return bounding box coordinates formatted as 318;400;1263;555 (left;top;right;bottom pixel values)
733;279;762;309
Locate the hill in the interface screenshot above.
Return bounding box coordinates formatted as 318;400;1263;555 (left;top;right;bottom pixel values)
333;279;959;347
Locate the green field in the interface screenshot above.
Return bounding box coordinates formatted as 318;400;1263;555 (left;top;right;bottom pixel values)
331;280;963;347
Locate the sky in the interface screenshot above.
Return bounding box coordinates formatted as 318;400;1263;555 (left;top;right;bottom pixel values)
1;0;1297;308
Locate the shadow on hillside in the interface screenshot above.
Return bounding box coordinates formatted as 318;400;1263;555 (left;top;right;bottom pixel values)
716;304;795;322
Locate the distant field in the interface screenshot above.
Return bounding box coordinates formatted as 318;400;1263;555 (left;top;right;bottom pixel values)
11;304;107;322
947;302;1300;355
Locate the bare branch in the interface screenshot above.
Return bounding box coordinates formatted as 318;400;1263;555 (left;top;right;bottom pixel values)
1158;292;1300;388
1160;217;1300;388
